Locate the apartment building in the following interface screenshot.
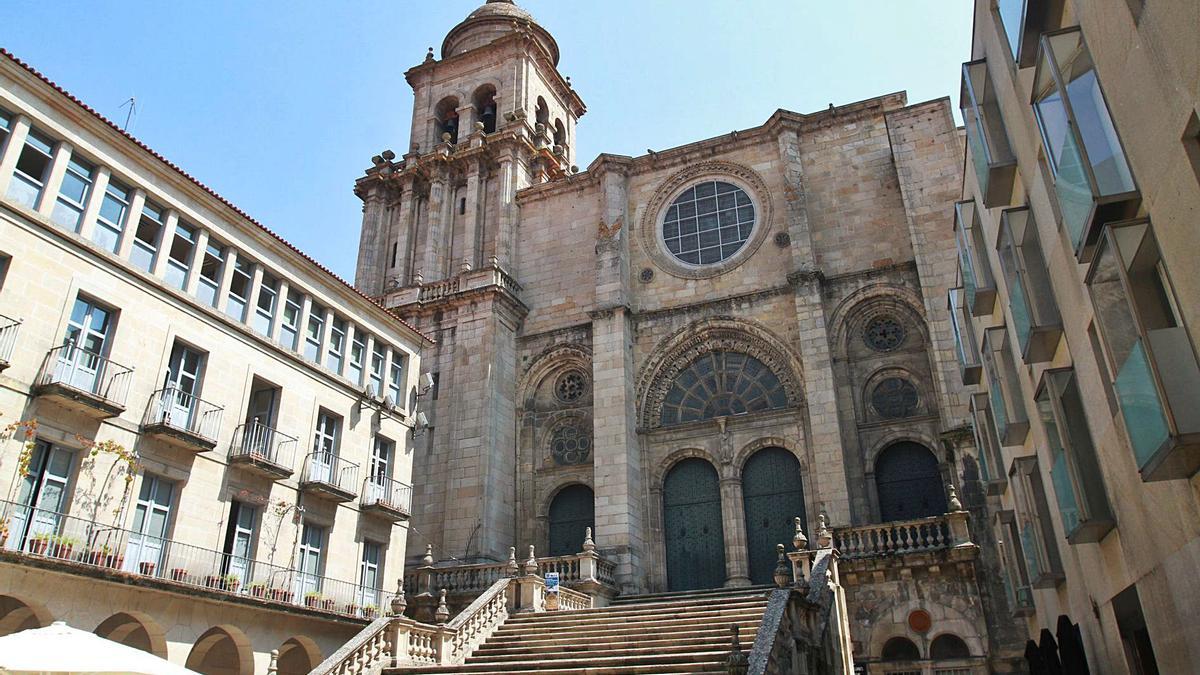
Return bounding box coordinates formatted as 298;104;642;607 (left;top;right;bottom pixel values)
0;48;430;674
954;1;1199;672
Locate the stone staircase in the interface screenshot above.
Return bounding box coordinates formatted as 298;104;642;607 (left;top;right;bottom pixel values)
387;586;771;674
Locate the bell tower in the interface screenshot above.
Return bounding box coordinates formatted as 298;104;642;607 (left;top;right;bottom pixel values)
354;0;585;297
353;0;585;564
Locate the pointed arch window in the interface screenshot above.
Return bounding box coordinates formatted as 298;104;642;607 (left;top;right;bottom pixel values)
660;351;788;426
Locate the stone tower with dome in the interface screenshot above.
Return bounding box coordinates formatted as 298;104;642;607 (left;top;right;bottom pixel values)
354;1;1021;667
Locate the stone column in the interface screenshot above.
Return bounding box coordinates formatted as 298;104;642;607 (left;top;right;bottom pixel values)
76;166;110;241
417;167;448;283
271;279;291;343
589;157;645;592
493;147;527;272
151;210;179;279
459;160;483;272
36;140;72;217
390;181;414;287
355;185;388;296
720;477;752;587
0;114;32;196
116;188;147;260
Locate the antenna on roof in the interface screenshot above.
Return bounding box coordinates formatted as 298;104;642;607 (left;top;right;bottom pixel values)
118;97;137;131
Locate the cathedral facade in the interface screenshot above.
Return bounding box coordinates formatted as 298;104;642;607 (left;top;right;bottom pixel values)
355;2;1005;667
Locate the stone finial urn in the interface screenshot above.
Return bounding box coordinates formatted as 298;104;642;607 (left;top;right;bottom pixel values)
524;545;538;576
506;546;519;576
726;625;748;675
773;544;791;588
422;543;434;566
434;589;450;623
582;527;596;552
793;516;808;550
390;580;407;616
947;483;963;511
816;513;832;549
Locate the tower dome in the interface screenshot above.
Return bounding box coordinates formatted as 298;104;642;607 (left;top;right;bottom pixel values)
441;0;560;65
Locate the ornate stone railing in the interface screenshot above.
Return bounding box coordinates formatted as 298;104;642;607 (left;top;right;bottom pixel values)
557;585;591;612
307;615;392;675
417;277;460;303
832;511;971;559
444;578;510;663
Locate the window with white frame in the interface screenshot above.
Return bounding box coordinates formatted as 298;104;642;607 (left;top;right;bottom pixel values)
347;332;366;386
165;222;197;291
7;127;54;209
280;289;302;351
304;304;325;363
326;317;346;373
226;256;253;322
51;156;95;230
196;240;224;308
1036;368;1115;542
388;349;405;406
130;201;165;273
253;272;278;337
369;345;385;398
92;177;131;253
358;541;383;609
312;410;341;456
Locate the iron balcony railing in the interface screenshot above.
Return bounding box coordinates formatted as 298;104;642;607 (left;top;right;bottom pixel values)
361;475;413;516
0;314;20;365
36;342;134;408
230;421;298;470
302;451;360;494
0;499;389;620
142;386;224;443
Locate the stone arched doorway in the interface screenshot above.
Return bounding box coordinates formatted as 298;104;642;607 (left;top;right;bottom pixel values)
663;458;726;591
277;636;322;675
742;447;805;585
95;612;167;658
875;441;946;522
186;625;252;675
548;484;594;556
0;595;52;636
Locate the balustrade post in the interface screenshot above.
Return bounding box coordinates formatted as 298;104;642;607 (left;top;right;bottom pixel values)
946;510;972;547
435;626;453;666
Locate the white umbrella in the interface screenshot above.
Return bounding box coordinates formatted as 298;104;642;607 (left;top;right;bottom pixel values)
0;621;199;675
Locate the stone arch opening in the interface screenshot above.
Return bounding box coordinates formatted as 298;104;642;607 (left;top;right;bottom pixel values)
662;457;726;591
435;97;461;143
881;636;921;661
548;483;594;556
276;635;322;675
186;625;253;675
875;441;947;522
930;633;971;659
472;84;497;133
0;594;52;636
553;119;566;146
94;612;168;658
535;96;550;126
741;447;805;586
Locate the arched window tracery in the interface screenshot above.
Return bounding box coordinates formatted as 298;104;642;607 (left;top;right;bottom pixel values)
659;351;788;426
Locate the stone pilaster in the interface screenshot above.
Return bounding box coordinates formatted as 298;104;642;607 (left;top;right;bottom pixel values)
589;157;645;592
719;477;752;586
355;185;388;296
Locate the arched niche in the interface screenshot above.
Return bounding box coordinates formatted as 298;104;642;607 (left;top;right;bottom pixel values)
185;625;253;675
95;612;168;658
0;594;52;636
276;635;322;675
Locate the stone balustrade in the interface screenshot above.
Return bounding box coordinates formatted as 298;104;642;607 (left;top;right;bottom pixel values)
832;511;971;559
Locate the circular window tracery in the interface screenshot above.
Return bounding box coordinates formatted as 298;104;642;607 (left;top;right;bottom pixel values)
662;181;755;266
863;317;906;352
554;370;588;403
871;377;919;419
550;423;592;465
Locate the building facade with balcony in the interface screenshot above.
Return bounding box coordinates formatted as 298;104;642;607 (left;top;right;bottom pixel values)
0;47;430;674
349;1;1031;671
954;0;1200;672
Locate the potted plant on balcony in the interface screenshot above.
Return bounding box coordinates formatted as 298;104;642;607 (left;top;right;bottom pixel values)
0;517;9;549
51;535;78;559
248;582;267;598
28;532;52;556
202;575;222;590
344;602;360;616
222;574;241;593
169;567;189;582
361;604;378;619
85;544;110;566
268;587;293;603
137;560;156;576
303;591;323;608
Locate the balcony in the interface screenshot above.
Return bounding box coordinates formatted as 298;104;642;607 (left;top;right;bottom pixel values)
361;475;412;521
141;387;223;452
33;344;133;418
229;422;297;480
300;452;359;503
831;512;973;561
0;315;20;371
1033;28;1140;262
1087;220;1200;480
961;60;1017;207
998;207;1062;363
954;200;997;317
0;499;391;620
948;287;982;386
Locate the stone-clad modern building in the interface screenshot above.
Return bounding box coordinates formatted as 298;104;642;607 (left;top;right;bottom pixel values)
0;46;429;673
354;1;1015;670
954;0;1200;673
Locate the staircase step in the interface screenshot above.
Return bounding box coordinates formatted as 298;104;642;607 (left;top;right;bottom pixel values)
390;665;727;675
468;639;749;663
392;649;733;673
489;619;761;643
610;585;773;604
479;625;757;651
504;595;768;621
496;605;766;630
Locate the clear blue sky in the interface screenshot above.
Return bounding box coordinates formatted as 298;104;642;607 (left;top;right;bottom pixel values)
2;1;972;282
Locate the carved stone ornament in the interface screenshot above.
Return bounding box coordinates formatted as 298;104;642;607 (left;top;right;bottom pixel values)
637;161;773;280
639;267;654;283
